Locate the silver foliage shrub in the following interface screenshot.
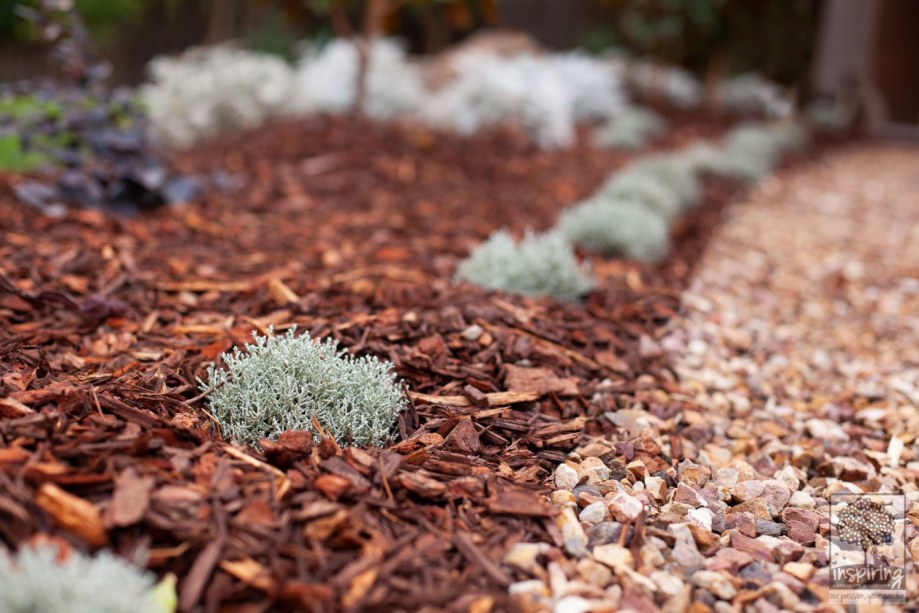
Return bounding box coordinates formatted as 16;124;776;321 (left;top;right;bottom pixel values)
615;154;701;208
679;142;725;173
556;149;698;264
598;170;683;221
290;38;424;120
423;52;573;148
703;121;807;182
143;45;297;148
200;327;406;447
716;73;792;118
555;120;808;265
559;198;669;262
592;106;666;151
0;544;159;613
627;60;702;109
456;229;595;301
624;60;792;117
424;50;626;148
547;52;628;122
143;40;626;149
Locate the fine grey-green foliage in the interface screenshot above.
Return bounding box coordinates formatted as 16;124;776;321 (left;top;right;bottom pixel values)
456;229;595;301
806;100;854;133
627;60;702;109
598;170;684;221
200;327;406;447
613;154;701;209
679;142;724;174
559;197;670;262
0;544;159;613
715;73;792;118
592;107;667;151
704;122;808;182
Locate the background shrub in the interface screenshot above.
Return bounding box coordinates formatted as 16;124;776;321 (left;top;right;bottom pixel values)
592;106;666;150
614;154;701;208
290;38;424;120
559;197;669;262
424;49;625;149
626;60;702;108
143;45;296;148
456;229;595;301
702;121;807;181
598;166;684;221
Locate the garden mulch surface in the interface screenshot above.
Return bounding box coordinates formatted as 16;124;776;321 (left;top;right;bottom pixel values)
1;113;804;612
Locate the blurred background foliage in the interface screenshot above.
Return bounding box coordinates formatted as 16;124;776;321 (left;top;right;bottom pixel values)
589;0;818;84
0;0;820;85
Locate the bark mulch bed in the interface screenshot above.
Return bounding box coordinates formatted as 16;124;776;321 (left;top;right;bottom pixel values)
0;113;794;611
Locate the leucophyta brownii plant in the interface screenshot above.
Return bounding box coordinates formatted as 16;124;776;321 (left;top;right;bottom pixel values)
200;327;406;447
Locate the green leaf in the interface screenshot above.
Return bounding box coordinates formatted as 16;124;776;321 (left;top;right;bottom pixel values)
0;134;49;172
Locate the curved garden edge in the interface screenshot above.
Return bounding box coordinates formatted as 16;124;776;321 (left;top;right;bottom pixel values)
0;114;848;611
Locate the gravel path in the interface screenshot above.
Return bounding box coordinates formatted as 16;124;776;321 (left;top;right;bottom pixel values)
509;145;919;612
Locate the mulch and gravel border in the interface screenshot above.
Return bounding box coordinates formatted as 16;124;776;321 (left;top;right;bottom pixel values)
0;113;834;611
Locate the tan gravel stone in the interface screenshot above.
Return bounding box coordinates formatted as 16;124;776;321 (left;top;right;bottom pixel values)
730;498;771;521
555;463;580;490
504;542;552;573
592;544;634;569
576;558;613;588
606;492;644;522
691;570;737;600
782;561;814;581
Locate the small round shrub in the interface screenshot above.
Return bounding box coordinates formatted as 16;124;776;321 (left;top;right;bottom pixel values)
706;122;808;182
455;229;595;301
628;61;702;109
679;142;725;174
598;170;684;221
0;544;160;613
559;198;670;262
592;107;667;151
616;154;701;209
716;73;792;117
200;327;406;447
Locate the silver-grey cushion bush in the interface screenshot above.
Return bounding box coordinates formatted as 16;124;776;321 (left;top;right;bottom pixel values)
592;107;667;151
455;229;595;301
598;171;685;222
559;197;670;262
0;544;159;613
200;327;406;447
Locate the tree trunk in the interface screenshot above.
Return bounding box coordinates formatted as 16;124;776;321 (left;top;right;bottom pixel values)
206;0;237;44
354;0;389;115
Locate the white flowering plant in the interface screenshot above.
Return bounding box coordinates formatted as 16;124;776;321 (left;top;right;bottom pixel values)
142;45;297;148
290;38;424;120
424;50;626;148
